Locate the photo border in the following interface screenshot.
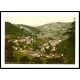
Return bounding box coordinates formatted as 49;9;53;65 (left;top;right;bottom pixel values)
0;11;79;69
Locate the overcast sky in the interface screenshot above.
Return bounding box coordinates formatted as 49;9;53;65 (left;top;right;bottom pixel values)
4;12;75;26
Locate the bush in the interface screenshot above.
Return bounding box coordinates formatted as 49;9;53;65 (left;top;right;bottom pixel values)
12;56;18;63
46;58;54;64
20;56;30;64
46;57;64;64
53;57;64;64
31;57;43;64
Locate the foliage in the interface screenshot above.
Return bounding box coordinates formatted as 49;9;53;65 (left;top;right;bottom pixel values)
5;22;41;37
55;21;75;64
31;57;43;64
20;56;30;64
44;43;53;55
5;38;15;62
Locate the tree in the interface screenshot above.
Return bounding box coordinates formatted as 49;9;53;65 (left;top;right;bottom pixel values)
46;58;54;64
31;57;43;64
5;38;14;63
64;21;75;63
44;43;53;55
20;56;30;64
46;57;64;64
55;21;75;64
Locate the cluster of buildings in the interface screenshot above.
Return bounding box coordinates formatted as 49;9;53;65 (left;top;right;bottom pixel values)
11;35;63;58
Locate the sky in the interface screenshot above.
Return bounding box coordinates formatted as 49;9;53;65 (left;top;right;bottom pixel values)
4;13;75;26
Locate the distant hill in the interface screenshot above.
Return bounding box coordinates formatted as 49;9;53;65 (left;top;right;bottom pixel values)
5;22;20;34
5;22;41;37
15;24;41;34
5;22;72;40
37;22;72;39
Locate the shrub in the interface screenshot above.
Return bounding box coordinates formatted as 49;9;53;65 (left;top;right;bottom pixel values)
31;57;43;64
20;56;30;64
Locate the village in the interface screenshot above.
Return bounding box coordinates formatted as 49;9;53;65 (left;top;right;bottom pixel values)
10;35;63;59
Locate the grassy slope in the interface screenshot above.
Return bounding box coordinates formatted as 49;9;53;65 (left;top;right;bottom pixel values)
13;51;34;62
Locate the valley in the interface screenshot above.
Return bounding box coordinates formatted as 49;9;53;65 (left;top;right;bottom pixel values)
5;21;75;64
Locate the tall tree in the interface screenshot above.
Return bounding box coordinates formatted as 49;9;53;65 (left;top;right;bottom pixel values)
55;21;75;64
5;38;14;63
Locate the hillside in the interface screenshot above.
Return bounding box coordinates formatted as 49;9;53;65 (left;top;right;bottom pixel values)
37;22;72;40
15;24;41;34
5;22;41;38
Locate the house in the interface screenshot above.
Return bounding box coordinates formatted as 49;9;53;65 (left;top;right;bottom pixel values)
26;50;41;57
61;54;63;56
13;46;18;50
51;47;56;51
13;40;18;43
59;40;62;42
